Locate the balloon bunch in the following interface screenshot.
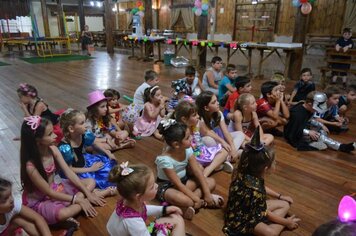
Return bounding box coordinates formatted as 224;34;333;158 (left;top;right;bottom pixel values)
292;0;315;15
192;0;209;16
131;1;144;17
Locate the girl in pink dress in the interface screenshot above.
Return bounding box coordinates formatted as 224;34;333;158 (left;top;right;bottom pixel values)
133;86;166;140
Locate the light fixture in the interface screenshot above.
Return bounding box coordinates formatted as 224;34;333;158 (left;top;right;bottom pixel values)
152;0;160;10
252;0;258;4
112;4;117;12
90;1;94;6
96;1;102;7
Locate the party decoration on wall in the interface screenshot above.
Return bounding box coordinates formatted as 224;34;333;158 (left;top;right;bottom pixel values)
300;2;312;14
192;0;209;16
131;1;144;17
292;0;315;15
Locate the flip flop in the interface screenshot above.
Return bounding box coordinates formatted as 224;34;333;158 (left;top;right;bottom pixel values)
183;206;195;220
206;194;224;209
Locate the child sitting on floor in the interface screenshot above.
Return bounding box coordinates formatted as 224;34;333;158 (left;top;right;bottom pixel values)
133;70;160;107
223;128;300;235
223;76;252;121
107;162;185;236
86;90;135;153
178;65;201;98
218;64;238;105
17;83;64;143
270;72;290;104
0;177;51;236
289;68;315;105
314;86;347;133
202;56;224;96
284;91;355;152
155;119;224;220
167;79;191;112
133;86;166;140
20;116;106;227
338;84;356;124
229;93;274;146
196;91;245;162
104;88;127;130
256;81;289;136
59;109;118;191
175;100;231;177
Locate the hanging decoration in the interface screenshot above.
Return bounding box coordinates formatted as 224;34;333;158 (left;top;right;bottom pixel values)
192;0;209;16
131;1;144;17
292;0;315;15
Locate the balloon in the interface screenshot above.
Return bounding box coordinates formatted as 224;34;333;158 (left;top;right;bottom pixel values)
202;0;208;3
301;2;312;14
309;0;316;3
202;3;209;11
139;6;144;11
292;0;301;7
195;1;202;8
202;10;208;16
131;8;138;14
192;7;197;12
195;8;202;16
136;1;142;7
138;11;144;17
300;0;308;3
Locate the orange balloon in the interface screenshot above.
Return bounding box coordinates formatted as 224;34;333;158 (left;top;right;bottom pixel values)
301;2;312;15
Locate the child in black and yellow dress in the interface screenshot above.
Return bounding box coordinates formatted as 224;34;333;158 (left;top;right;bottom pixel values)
223;128;300;236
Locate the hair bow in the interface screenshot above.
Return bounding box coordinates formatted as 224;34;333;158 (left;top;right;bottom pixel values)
24;116;41;130
160;118;177;130
19;83;28;91
120;161;134;176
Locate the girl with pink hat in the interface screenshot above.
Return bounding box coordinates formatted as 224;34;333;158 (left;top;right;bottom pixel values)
86;90;135;153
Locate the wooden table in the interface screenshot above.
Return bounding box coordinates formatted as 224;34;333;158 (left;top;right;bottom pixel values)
127;36;165;63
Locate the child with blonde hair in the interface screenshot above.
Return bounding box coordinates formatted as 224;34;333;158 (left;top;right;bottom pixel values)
229;93;274;146
59;109;118;192
86;90;135;153
107;162;185;236
155;119;224;220
175;100;232;177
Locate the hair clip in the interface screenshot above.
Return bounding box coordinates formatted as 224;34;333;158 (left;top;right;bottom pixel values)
19;83;28;91
24;116;41;130
150;85;159;94
120;161;134;176
160;118;177;130
338;195;356;222
28;92;36;97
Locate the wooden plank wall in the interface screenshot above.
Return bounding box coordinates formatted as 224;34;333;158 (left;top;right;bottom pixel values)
115;0;346;37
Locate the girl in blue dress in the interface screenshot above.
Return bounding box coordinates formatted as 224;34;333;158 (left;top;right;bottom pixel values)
58;109;117;192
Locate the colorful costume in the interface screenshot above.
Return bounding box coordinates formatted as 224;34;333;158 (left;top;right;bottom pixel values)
223;174;268;235
22;161;79;224
107;200;172;236
191;123;222;166
58;131;116;189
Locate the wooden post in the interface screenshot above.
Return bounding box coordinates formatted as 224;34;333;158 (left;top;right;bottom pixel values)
56;0;65;37
287;7;309;80
78;0;85;33
197;15;208;68
104;0;114;53
145;0;153;57
40;0;50;37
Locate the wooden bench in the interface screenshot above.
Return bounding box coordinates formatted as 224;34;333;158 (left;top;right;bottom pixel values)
305;34;356;54
320;48;356;87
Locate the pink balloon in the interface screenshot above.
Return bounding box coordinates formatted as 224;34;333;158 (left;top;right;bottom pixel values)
301;2;312;15
195;0;202;8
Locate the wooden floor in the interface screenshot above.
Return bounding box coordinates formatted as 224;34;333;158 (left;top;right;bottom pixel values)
0;51;355;236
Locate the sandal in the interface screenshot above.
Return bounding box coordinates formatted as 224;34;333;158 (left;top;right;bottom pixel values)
205;194;224;209
183;207;195;220
117;138;136;149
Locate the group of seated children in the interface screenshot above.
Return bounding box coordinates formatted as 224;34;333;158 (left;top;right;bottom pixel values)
3;59;355;236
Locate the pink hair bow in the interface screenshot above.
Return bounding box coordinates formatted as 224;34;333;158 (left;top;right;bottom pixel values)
19;83;28;91
24;116;41;130
120;161;134;176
